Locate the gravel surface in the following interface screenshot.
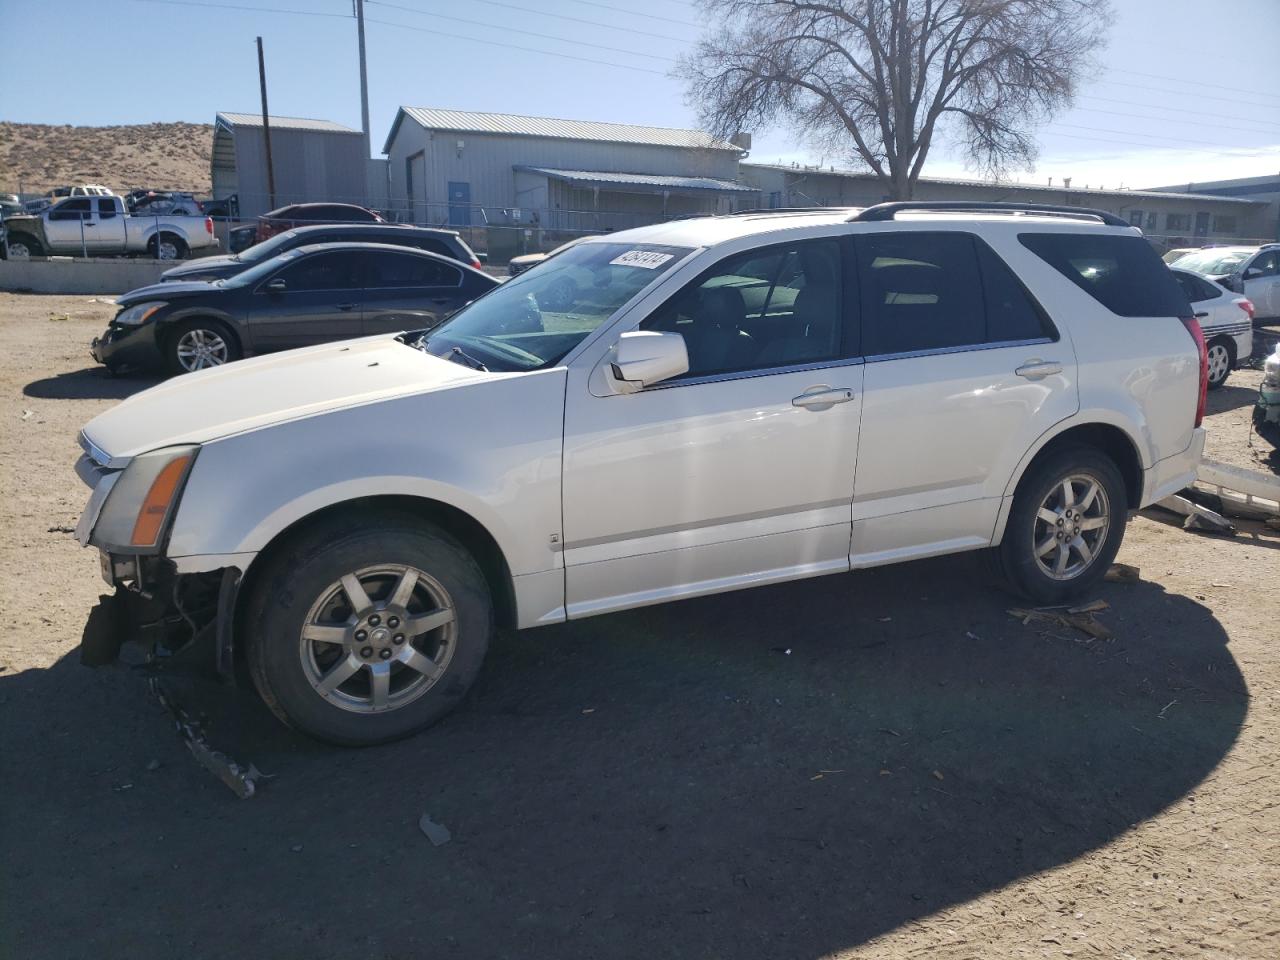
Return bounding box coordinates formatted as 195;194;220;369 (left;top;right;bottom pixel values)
2;292;1277;959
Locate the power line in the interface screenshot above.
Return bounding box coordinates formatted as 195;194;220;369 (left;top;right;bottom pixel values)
1079;95;1280;131
366;0;678;62
363;16;669;75
1069;105;1280;137
126;0;351;18
1108;66;1280;98
563;0;702;27
1049;122;1271;150
1106;78;1280;110
375;0;691;43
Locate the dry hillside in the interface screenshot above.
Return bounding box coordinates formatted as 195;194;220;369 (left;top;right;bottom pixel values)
0;122;213;196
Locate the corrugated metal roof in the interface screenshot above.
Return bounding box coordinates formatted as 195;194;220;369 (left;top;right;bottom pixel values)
216;112;362;134
742;163;1265;205
392;107;740;152
518;166;759;193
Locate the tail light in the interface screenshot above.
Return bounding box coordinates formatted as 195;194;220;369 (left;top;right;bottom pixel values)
204;216;213;235
1180;315;1208;428
470;258;482;270
1238;298;1255;321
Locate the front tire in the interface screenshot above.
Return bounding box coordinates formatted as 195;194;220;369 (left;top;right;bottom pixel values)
244;512;493;746
992;445;1127;604
1205;337;1234;390
6;234;42;259
164;319;240;374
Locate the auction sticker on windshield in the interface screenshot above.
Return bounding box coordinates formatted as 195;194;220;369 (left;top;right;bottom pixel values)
610;250;675;269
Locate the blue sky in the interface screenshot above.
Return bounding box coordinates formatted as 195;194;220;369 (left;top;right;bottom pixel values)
1;0;1277;188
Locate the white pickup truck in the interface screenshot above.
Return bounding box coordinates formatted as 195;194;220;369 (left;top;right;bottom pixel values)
2;196;219;261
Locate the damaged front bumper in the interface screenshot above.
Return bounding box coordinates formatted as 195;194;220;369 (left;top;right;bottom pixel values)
82;553;240;680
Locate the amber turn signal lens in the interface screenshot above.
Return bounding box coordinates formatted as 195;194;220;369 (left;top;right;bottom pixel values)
130;454;192;547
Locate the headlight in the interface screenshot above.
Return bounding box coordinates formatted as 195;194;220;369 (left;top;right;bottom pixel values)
93;445;199;551
115;302;167;326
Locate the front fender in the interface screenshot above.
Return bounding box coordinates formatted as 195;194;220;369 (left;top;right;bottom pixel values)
165;370;567;578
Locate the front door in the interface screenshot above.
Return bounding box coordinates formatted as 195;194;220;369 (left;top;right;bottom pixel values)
447;181;471;226
561;236;862;617
849;230;1078;566
1243;249;1280;319
361;249;467;335
249;250;365;351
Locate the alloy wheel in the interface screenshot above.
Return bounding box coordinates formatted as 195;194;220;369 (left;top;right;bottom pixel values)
1207;343;1230;385
6;241;31;260
175;328;229;371
298;564;456;714
157;240;180;260
1032;473;1111;581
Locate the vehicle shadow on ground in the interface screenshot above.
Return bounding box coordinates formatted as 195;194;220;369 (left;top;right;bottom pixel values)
23;367;161;401
1;555;1246;959
1205;382;1260;415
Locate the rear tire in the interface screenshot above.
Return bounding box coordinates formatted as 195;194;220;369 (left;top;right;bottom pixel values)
244;512;493;746
1205;337;1234;389
992;445;1127;605
163;318;241;374
149;233;188;261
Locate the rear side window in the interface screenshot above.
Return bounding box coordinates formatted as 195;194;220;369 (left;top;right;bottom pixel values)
1019;233;1191;317
97;198;117;219
974;241;1054;342
414;239;454;259
1173;270;1220;303
368;252;461;288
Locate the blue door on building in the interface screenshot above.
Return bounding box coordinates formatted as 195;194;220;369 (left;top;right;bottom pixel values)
447;181;471;226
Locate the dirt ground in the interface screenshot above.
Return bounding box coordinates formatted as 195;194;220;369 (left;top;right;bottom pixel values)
2;293;1277;960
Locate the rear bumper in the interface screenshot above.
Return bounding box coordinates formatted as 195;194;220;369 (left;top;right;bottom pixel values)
1141;427;1206;506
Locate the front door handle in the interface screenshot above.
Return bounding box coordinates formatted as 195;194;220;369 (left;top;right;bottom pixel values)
792;385;855;411
1014;359;1063;381
336;302;358;311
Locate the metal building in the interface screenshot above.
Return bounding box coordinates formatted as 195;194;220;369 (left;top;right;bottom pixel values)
382;107;756;243
211;112;374;220
741;162;1271;251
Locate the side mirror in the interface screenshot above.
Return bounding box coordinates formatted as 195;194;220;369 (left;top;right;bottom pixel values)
266;278;287;293
610;331;689;392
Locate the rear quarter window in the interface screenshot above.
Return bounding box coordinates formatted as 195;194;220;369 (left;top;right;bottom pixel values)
1020;233;1192;317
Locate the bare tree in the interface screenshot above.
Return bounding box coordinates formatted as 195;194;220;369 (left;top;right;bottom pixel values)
680;0;1110;199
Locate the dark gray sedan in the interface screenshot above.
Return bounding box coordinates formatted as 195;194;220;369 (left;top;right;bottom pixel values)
92;242;498;374
160;223;483;283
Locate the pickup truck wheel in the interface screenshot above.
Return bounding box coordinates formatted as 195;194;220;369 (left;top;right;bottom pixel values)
244;514;493;745
5;234;42;259
164;319;241;374
993;445;1127;605
149;233;188;261
1205;337;1234;389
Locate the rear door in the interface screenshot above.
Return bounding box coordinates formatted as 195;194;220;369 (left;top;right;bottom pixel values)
248;250;366;350
92;198;126;251
361;251;468;335
849;229;1077;567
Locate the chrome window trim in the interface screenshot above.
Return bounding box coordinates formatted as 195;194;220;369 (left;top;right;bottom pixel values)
863;335;1055;364
643;355;866;391
640;335;1057;391
78;431;129;470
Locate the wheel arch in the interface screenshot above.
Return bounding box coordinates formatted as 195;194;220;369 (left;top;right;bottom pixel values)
5;231;43;254
231;495;518;668
158;313;243;353
994;419;1145;545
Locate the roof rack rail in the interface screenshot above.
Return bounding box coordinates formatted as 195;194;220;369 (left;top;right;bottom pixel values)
848;201;1130;228
727;206;854;216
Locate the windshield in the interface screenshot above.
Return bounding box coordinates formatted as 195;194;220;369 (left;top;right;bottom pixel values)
235;229;301;264
1171;249;1252;275
221;249;302;287
413;241;692;372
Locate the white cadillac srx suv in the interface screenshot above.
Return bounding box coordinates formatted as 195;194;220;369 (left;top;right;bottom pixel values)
75;202;1209;745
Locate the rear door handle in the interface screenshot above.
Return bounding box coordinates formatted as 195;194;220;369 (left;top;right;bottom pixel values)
792;386;855;410
1014;359;1063;381
336;302;358;311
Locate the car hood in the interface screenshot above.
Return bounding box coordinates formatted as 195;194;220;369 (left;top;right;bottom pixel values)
161;255;242;281
116;280;224;308
81;336;489;462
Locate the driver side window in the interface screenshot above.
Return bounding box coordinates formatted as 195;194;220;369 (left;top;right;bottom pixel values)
641;238;845;378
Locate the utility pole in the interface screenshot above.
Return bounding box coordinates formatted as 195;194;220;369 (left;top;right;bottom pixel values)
355;0;372;161
256;36;277;209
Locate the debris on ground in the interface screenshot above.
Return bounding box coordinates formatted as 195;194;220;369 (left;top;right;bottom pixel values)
1104;562;1141;583
1157;494;1235;534
1007;601;1113;641
151;680;268;800
418;813;452;846
46;525;75;534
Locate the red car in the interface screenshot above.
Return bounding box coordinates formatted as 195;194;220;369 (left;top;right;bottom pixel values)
255;202;385;244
